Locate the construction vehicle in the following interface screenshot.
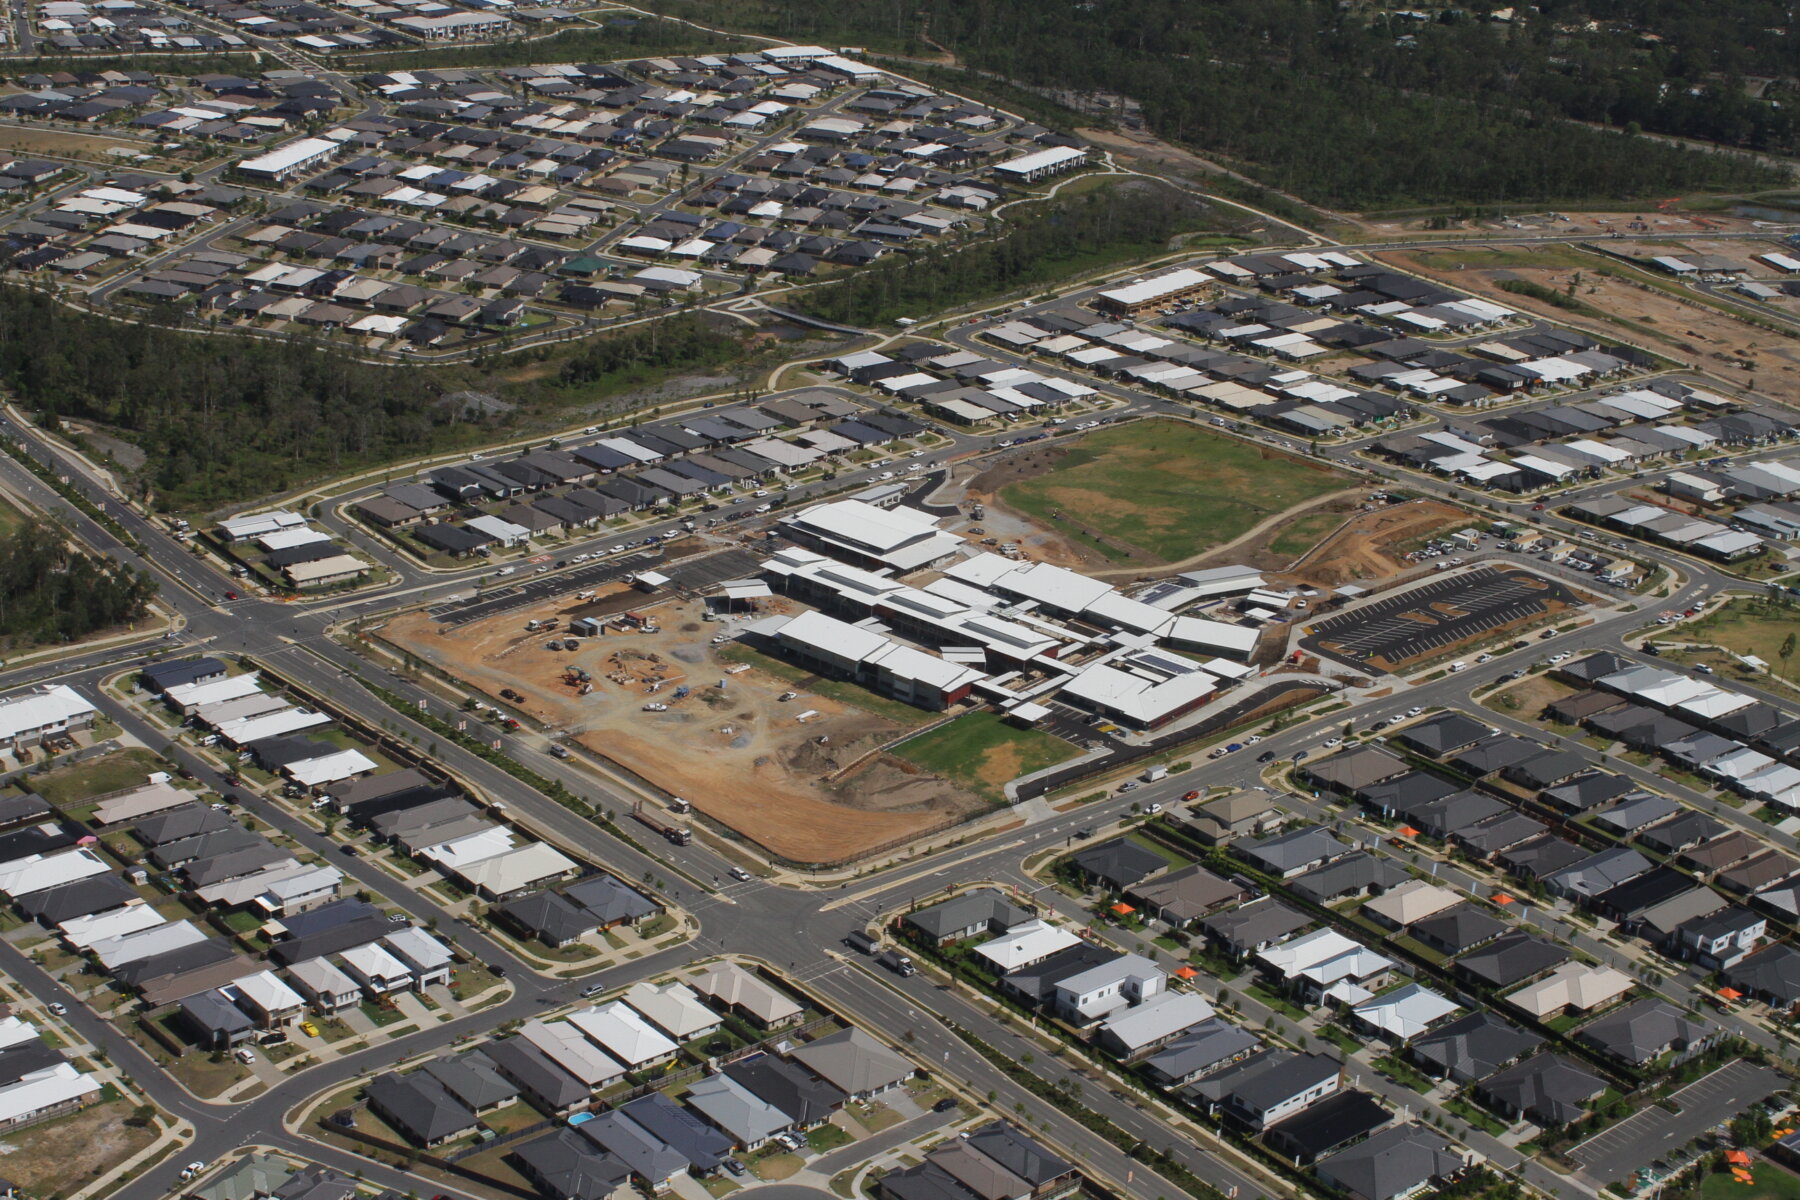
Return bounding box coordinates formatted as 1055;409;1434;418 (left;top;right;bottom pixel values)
632;801;692;845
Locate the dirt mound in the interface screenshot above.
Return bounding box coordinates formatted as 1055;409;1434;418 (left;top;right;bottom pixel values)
1279;499;1473;588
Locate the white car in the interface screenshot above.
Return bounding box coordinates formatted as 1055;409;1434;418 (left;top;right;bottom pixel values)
909;449;924;458
753;489;769;497
879;471;895;480
46;1002;66;1016
1322;737;1342;749
611;545;626;554
1406;705;1424;717
181;1163;208;1181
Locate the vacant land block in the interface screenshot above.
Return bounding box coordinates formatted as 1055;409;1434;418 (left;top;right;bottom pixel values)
384;596;988;865
0;1096;158;1194
1658;595;1800;688
984;419;1353;566
892;713;1078;804
29;747;170;809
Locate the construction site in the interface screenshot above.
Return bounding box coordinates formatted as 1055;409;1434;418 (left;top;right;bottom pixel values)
381;586;992;866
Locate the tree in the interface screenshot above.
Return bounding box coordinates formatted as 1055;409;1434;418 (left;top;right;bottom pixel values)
1781;631;1795;675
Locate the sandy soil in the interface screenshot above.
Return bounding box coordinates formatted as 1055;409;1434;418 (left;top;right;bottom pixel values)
1274;498;1475;588
383;597;984;864
1381;247;1800;391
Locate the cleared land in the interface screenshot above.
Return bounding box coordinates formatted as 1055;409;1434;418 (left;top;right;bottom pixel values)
1656;595;1800;687
28;747;168;809
892;713;1078;804
383;595;993;865
1277;498;1474;587
0;1096;158;1194
1383;245;1800;392
980;419;1353;567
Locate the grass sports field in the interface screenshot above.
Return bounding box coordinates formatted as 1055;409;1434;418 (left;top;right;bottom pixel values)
1000;420;1353;563
893;713;1078;805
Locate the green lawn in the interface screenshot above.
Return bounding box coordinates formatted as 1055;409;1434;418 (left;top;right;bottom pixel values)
1000;420;1353;563
1698;1163;1800;1200
28;747;170;808
1268;509;1351;562
891;713;1079;804
1661;596;1800;689
715;644;936;728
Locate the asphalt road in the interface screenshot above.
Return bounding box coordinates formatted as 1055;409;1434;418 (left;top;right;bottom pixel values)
0;289;1783;1200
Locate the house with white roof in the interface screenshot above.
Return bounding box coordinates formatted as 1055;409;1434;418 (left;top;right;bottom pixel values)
623;981;722;1043
286;956;361;1013
973;920;1080;973
517;1019;625;1088
339;941;416;996
1051;954;1164;1025
382;927;454;988
1096;990;1216;1059
0;685;97;751
568;1002;679;1069
1350;983;1460;1043
1256;929;1396;1006
225;970;306;1027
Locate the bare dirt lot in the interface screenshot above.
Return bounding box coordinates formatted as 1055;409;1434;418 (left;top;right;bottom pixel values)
0;1098;158;1194
1273;498;1475;588
384;595;988;864
1382;246;1800;392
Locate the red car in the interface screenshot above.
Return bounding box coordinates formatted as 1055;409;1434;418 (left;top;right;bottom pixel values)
1182;790;1201;802
223;591;239;601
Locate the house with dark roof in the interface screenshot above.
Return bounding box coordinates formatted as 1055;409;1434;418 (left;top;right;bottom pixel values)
1262;1090;1390;1164
365;1071;479;1147
421;1050;518;1114
960;1122;1080;1200
1447;735;1542;777
141;658;229;694
724;1052;846;1128
1541;772;1634;814
1199;899;1312;960
1410;904;1507;957
1574;999;1713;1069
1214;1052;1341;1130
1140;1020;1261;1089
1502;749;1590;791
1235;826;1351;879
903;889;1031;945
1474;1053;1605;1126
1675;907;1766;970
1392;712;1489;757
1302;746;1407;795
1288;852;1404;905
510;1129;632;1200
176;990;256;1050
1315;1124;1469;1200
1453;930;1569;990
484;1036;591;1117
1408;1011;1543;1083
1723;943;1800;1012
1126;865;1246;927
1066;839;1168;891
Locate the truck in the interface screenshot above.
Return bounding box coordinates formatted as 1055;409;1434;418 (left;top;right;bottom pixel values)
846;929;878;955
632;801;693;846
1141;764;1168;783
876;949;916;976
